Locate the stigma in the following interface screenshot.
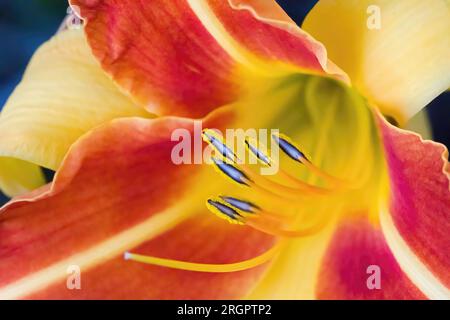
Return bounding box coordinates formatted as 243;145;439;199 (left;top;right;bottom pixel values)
206;196;328;238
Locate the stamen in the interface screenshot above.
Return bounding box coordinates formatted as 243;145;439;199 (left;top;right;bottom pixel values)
272;133;308;162
244;137;339;195
208;156;304;202
206;199;245;225
205;131;343;196
211;158;252;186
219;196;260;214
245;139;272;166
300;160;349;188
206;196;325;238
202;129;236;162
123;244;281;273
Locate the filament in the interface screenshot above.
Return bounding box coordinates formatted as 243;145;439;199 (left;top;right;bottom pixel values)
242;164;335;196
246;214;328;238
300;159;350;188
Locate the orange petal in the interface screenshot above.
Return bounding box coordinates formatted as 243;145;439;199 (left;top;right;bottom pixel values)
69;0;347;118
0;112;273;299
378;115;450;292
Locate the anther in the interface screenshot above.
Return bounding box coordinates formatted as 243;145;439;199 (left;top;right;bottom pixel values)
272;134;308;163
206;199;245;224
202;129;236;162
219;196;260;214
245;139;272;166
212;157;252;186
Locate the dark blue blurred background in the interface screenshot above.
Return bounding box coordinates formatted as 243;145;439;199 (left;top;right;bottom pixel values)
0;0;448;204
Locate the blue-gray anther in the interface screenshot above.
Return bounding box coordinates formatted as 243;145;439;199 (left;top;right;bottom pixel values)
212;158;251;186
272;134;308;162
207;199;242;221
203;131;236;161
220;196;260;214
245;140;271;166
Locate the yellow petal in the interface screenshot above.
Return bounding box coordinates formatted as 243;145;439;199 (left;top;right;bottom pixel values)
247;220;337;299
0;158;45;198
303;0;450;125
0;29;150;173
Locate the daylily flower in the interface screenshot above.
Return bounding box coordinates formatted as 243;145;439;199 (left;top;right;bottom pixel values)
0;0;448;299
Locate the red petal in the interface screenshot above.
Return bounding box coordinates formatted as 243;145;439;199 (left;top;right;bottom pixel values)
316;215;426;300
378;115;450;289
0;112;273;299
69;0;347;118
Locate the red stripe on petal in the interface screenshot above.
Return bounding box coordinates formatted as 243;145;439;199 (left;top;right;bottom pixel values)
316;215;426;300
378;116;450;288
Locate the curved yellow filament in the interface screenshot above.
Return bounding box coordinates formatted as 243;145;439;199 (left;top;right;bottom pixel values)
257;209;293;220
300;159;350;188
248;180;302;202
124;244;282;273
246;215;328;238
242;164;334;197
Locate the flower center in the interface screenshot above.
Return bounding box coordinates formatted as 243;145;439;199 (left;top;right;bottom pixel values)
123;75;387;273
204;130;351;238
